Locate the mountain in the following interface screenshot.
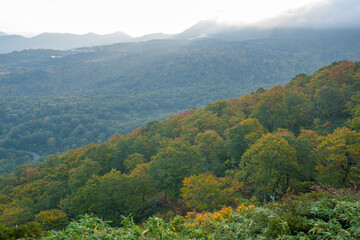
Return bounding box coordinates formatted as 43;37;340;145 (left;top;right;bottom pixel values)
0;32;133;53
0;31;175;54
31;31;133;48
1;0;358;53
0;28;359;166
175;21;233;39
174;21;272;41
1;16;358;54
134;32;174;42
0;35;29;53
175;20;360;42
0;61;359;238
1;28;360;97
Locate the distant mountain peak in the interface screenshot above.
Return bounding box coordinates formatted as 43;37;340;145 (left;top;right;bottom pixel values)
83;32;100;36
134;32;173;42
176;20;235;39
106;31;131;37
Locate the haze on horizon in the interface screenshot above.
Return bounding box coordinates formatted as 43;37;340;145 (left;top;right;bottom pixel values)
1;0;359;37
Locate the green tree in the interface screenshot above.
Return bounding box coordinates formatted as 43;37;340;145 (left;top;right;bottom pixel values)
70;170;138;225
129;163;154;204
293;130;319;183
226;118;264;164
251;85;288;132
240;133;297;202
124;153;146;172
179;110;227;142
284;90;310;133
149;139;205;200
313;83;348;122
195;130;227;176
69;158;100;190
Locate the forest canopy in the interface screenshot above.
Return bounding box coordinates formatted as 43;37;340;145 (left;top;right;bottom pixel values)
0;61;360;239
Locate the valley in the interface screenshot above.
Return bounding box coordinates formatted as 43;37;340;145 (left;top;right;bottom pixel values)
0;28;360;175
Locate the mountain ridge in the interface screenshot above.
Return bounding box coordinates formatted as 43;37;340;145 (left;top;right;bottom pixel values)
2;19;360;53
0;30;175;53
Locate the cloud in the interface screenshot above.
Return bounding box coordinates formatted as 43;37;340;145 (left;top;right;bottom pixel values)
256;0;360;28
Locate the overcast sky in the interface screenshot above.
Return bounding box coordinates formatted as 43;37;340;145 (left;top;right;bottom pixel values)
0;0;358;37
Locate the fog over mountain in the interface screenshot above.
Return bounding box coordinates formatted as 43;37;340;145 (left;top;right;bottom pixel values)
175;0;360;40
256;0;360;28
0;0;358;53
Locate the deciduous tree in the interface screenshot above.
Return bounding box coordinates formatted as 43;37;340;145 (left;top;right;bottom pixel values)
316;127;360;187
181;173;227;211
240;133;297;202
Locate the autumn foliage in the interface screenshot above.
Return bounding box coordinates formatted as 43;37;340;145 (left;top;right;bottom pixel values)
0;61;360;238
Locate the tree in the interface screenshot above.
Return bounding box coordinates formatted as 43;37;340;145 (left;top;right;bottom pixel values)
227;118;264;164
240;133;297;202
273;129;319;192
204;99;227;117
47;137;56;147
293;130;319;183
251;85;288;132
316;127;360;187
69;158;100;190
129;163;154;203
313;83;348;122
0;200;32;226
284;91;310;133
350;106;360;130
35;209;68;230
124;153;146;172
149;139;205;200
70;170;138;225
347;93;360;130
195;130;227;176
179;110;227;142
181;173;227;211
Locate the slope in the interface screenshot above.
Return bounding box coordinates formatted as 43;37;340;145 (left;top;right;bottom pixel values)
0;29;359;174
0;61;359;232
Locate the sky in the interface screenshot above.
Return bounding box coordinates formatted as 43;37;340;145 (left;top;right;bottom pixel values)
0;0;358;37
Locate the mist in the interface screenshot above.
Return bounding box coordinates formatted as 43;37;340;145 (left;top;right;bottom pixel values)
255;0;360;29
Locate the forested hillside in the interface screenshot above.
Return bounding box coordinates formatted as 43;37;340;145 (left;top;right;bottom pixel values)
1;61;359;239
0;29;360;175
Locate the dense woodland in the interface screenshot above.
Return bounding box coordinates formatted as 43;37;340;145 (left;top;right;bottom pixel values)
0;61;360;239
0;95;173;175
1;30;360;175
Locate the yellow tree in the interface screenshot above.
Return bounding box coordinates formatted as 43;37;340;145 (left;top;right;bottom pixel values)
35;209;68;230
316;127;360;187
181;173;227;211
